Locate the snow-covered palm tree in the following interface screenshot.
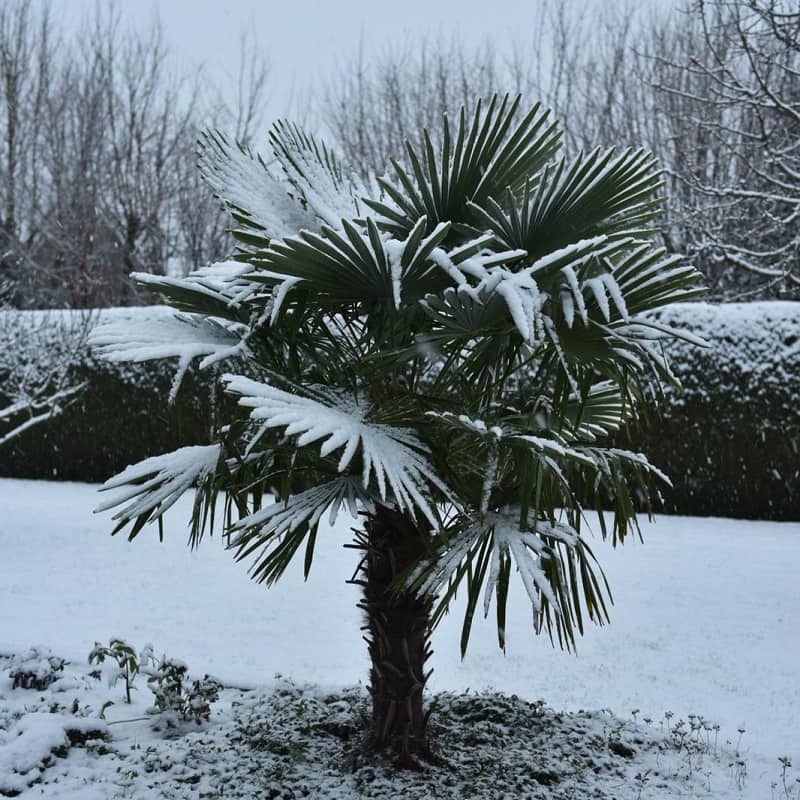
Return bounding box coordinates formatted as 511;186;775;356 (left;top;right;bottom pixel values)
91;96;703;765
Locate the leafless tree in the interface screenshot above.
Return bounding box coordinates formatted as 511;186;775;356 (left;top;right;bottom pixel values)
323;0;798;298
653;0;799;295
0;0;269;309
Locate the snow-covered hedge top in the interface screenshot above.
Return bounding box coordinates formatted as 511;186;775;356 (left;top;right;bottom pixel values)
0;304;172;324
0;306;179;392
649;301;800;414
2;301;798;405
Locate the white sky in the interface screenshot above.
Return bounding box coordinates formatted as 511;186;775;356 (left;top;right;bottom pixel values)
40;0;681;126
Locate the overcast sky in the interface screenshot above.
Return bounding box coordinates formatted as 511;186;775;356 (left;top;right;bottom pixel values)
40;0;681;126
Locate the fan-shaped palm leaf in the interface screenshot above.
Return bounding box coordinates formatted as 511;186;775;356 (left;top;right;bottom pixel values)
223;375;447;524
96;444;222;538
364;95;560;236
228;477;372;584
411;509;610;654
269;120;364;227
470;147;664;260
198;131;315;246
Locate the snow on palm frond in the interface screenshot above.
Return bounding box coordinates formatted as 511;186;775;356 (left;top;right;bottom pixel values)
95;444;221;536
228;477;373;585
198;131;315;243
469;146;663;259
559;267;630;327
223;375;447;525
484;513;577;614
510;434;595;467
90;312;247;402
364;96;561;237
246;216;455;315
583;447;672;488
269;120;364;229
426;411;505;440
131;261;261;318
429;236;627;343
231;478;368;542
413;509;607;653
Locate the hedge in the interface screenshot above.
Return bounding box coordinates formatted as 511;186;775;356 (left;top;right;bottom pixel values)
1;302;797;520
0;308;214;483
620;301;800;521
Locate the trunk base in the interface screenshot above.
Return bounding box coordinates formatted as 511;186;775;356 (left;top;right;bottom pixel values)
356;505;434;766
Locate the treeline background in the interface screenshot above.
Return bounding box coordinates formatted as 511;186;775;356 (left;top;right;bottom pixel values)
1;0;798;309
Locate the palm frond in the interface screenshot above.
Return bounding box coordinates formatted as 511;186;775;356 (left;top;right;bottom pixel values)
471;147;664;259
411;509;610;654
130;262;257;321
90;310;247;401
223;375;448;524
565;381;629;442
228;477;372;585
246;216;459;317
610;245;706;315
364;94;560;236
198;130;314;246
424;237;628;346
95;445;222;539
269;120;364;227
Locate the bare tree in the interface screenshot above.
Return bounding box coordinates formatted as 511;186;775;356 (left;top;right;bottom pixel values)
656;0;799;295
0;0;270;309
206;29;270;145
323;1;798;298
325;35;514;178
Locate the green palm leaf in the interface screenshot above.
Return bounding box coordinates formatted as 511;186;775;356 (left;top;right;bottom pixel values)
470;147;664;259
269;120;364;227
364;94;560;237
198;131;314;248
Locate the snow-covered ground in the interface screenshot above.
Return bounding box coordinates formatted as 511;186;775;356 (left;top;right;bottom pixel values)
1;478;798;797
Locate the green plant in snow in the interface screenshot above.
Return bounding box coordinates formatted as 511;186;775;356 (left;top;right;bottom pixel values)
90;94;704;764
89;637;140;704
140;645;221;728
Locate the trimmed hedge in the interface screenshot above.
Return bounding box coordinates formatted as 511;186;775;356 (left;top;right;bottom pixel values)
619;301;800;521
1;303;798;519
0;308;214;482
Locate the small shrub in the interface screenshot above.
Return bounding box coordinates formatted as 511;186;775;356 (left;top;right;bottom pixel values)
7;646;66;690
88;637;140;703
140;645;221;729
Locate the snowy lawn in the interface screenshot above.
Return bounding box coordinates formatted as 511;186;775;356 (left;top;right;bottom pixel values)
1;478;799;798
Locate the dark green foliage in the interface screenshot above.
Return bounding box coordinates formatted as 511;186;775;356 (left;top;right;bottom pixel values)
2;301;795;522
0;346;213;482
618;302;800;521
9;647;66;690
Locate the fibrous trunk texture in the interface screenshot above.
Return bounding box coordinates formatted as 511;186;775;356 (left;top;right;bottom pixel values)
357;505;434;767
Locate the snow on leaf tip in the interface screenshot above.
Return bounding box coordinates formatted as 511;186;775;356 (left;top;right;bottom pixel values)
222;375;448;525
95;444;221;524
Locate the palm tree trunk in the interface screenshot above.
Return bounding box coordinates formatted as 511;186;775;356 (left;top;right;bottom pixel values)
358;505;434;767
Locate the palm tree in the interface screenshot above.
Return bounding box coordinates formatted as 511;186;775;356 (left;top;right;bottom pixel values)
90;95;704;766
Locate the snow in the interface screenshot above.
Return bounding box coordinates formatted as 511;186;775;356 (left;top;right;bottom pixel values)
96;444;222;524
2;663;761;799
223;375;446;524
89;311;247;402
229;478;365;552
4;300;798;419
269;120;363;229
198;131;316;240
0;478;798;794
0;709;107;796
